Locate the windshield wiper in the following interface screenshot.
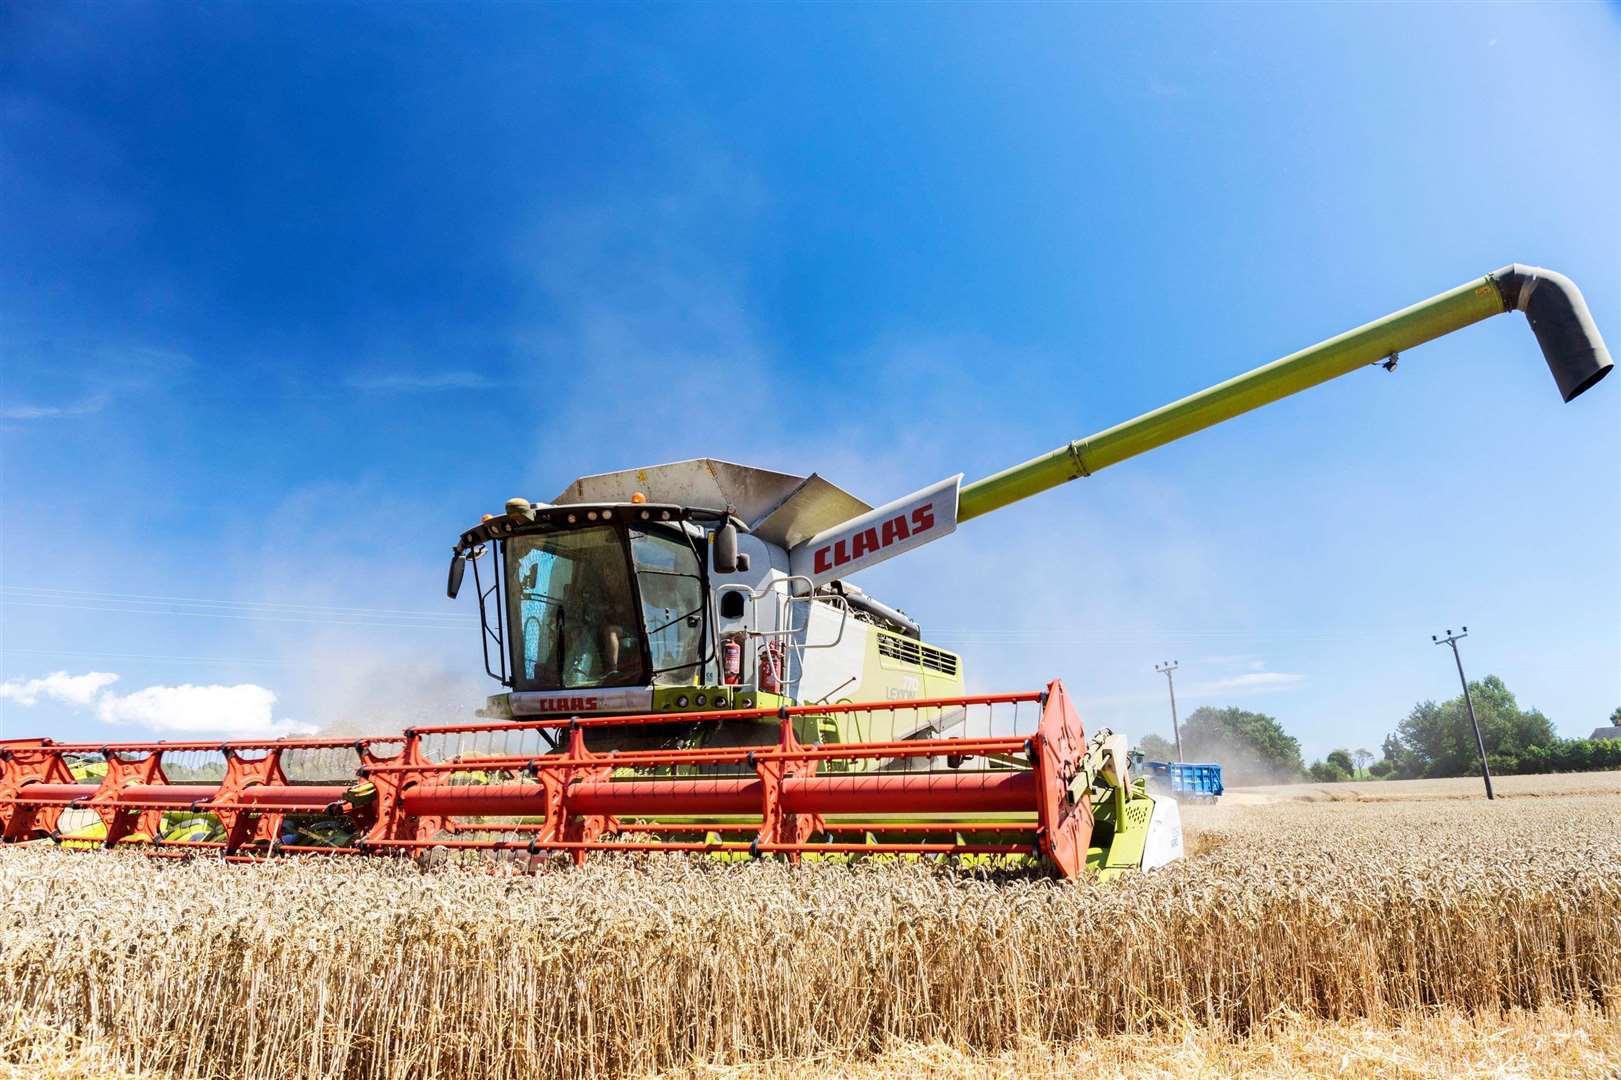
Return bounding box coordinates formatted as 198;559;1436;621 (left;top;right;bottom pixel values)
646;603;704;639
553;603;567;680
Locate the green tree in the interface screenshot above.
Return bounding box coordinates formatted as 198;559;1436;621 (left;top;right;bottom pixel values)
1177;706;1305;785
1387;676;1556;779
1378;732;1413;778
1551;739;1593;773
1308;758;1351;783
1136;732;1177;761
1325;748;1356;776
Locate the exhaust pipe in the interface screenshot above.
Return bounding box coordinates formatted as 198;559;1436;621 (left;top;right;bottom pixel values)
1490;264;1612;403
958;263;1613;522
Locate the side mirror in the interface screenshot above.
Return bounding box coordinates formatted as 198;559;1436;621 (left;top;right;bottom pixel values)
447;554;466;599
712;523;739;574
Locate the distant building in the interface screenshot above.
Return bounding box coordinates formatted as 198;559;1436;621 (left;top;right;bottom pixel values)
1590;725;1621;741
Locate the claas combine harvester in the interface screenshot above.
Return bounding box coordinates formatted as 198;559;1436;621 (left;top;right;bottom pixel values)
2;265;1611;878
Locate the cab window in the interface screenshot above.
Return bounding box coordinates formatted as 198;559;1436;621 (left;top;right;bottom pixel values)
630;528;705;685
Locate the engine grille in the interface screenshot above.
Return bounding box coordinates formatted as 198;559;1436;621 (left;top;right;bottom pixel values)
876;632;960;676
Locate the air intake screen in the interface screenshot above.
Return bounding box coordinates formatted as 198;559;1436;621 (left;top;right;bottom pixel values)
876;633;959;676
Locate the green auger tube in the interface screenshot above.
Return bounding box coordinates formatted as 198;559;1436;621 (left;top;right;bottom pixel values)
958;265;1611;523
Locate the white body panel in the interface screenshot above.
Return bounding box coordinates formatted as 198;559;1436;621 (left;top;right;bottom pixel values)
791;599;868;704
707;531;874;704
1140;794;1185;870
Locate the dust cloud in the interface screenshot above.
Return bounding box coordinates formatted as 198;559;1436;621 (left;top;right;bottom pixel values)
284;640;488;738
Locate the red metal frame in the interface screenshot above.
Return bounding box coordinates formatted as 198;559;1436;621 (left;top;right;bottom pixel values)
0;736;389;851
0;682;1097;877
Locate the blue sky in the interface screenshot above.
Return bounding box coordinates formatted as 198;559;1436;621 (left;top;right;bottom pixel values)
2;3;1617;759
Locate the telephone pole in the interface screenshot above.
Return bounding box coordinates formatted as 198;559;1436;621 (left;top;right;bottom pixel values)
1155;660;1183;762
1432;627;1494;800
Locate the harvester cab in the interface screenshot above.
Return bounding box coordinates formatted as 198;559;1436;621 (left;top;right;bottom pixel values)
3;263;1610;880
449;460;971;753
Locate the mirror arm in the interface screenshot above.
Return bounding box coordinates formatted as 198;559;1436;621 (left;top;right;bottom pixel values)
447;548;468;599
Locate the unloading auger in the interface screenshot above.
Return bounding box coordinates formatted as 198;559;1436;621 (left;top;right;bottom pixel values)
2;264;1610;878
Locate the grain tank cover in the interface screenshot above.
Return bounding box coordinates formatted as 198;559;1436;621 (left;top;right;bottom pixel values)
554;458;872;548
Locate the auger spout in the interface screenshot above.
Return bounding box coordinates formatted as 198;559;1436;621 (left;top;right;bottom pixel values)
957;265;1612;523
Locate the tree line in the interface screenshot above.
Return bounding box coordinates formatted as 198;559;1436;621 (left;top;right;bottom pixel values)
1135;680;1621;785
1367;677;1620;781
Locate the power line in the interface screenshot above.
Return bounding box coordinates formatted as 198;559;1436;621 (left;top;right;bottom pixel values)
927;629;1416;643
3;587;1412;641
0;586;1452;654
0;597;470;632
3;647;292;668
0;585;473;632
2;585;472;620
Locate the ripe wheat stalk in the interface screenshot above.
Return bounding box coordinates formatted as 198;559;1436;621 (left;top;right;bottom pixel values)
1;793;1616;1079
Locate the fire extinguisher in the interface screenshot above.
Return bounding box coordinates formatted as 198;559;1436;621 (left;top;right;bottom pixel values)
722;637;742;686
759;640;783;694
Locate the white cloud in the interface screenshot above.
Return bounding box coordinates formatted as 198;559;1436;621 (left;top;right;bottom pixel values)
1077;665;1307;718
1;670;313;738
346;371;496;392
0;670;120;707
3;342;189;422
1185;671;1305;696
0;394;110;421
97;683;315;738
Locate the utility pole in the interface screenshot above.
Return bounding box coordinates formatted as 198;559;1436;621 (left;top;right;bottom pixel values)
1155;660;1183;762
1432;627;1493;800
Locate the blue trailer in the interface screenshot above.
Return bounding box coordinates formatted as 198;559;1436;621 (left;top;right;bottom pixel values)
1142;760;1224;803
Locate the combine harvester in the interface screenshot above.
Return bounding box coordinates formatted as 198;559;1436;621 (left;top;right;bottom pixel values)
1;265;1611;879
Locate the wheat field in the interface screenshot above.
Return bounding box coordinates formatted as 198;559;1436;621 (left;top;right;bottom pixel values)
9;1008;1619;1080
1220;768;1621;805
2;775;1617;1079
